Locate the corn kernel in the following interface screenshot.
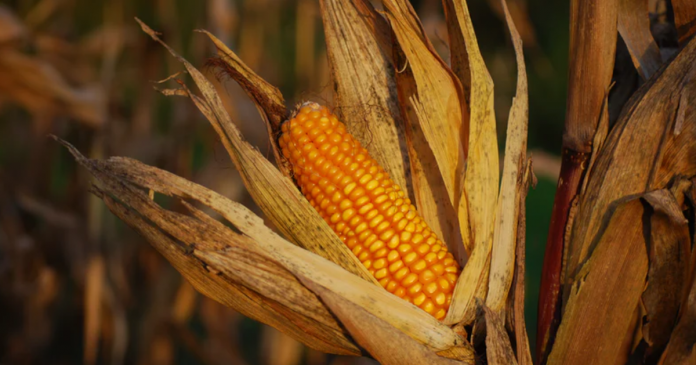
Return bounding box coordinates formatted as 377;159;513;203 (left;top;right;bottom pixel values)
280;103;460;320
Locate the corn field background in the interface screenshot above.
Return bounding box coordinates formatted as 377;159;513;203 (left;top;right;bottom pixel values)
0;0;688;364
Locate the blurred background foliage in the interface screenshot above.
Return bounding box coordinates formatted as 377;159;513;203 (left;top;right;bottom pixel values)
0;0;570;364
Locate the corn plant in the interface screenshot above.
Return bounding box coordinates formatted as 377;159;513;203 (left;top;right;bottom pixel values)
56;0;696;364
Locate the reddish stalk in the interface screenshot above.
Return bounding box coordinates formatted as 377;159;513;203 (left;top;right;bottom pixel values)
536;149;587;363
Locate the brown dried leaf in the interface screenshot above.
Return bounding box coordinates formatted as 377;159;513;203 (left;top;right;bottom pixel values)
58;140;359;355
136;19;376;284
642;187;691;352
319;0;411;197
672;0;696;45
618;0;662;80
58;139;472;359
549;198;648;364
487;0;529;316
566;36;696;282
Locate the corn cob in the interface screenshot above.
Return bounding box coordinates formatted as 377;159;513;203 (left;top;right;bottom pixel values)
278;102;460;320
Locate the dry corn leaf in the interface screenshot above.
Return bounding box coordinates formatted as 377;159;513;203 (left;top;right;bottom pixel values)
618;0;662;80
565;36;696;283
137;19;376;284
441;0;500;326
641;185;691;353
672;0;696;45
57;140;359;355
487;0;529;316
319;0;411;198
57;139;474;361
549;197;649;365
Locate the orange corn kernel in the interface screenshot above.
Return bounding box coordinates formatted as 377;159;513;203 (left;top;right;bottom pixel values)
279;102;460;320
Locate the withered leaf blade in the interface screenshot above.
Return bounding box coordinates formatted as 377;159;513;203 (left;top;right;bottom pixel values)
617;0;662;80
136;19;376;284
319;0;412;198
65;157;360;355
549;198;648;365
487;0;529;316
59;138;474;358
642;187;691;353
565;36;696;283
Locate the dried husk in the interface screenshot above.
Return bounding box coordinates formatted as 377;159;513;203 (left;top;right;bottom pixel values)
57;139;475;363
